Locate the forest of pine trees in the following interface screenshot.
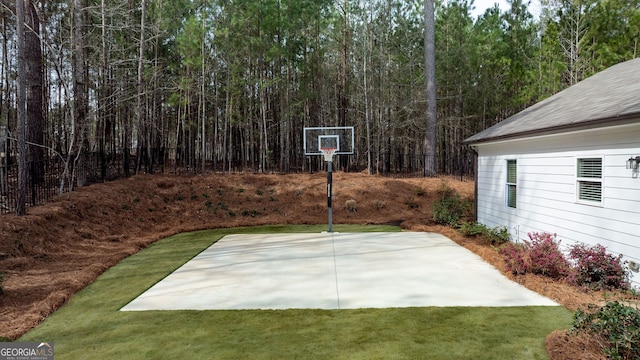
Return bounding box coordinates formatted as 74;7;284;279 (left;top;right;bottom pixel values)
0;0;638;199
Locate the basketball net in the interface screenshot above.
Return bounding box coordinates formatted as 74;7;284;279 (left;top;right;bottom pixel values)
320;148;337;162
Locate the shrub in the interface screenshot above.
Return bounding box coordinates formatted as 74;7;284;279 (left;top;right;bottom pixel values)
499;241;529;275
345;199;358;213
457;222;489;237
572;301;640;360
405;198;419;209
436;181;455;199
432;194;473;226
487;226;510;245
525;232;570;278
567;243;630;291
457;222;510;245
372;200;386;210
498;232;569;279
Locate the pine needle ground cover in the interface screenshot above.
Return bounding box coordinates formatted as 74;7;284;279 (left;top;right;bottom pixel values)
20;226;572;359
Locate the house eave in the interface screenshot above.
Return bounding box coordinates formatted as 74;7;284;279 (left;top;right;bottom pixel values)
463;114;640;147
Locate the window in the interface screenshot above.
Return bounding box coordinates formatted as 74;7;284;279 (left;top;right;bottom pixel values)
506;160;517;208
577;157;602;204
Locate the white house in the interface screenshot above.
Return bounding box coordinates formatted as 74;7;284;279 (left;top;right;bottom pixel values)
464;58;640;287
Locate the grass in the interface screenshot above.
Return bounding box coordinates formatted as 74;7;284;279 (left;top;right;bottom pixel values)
20;225;572;359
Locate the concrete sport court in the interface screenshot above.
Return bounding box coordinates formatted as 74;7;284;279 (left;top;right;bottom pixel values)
121;232;557;311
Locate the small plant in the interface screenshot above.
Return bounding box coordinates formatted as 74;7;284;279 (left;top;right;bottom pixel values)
202;193;209;199
345;199;358;213
0;271;4;295
175;195;185;201
217;189;223;196
457;222;509;245
567;243;630;291
372;199;386;210
572;301;640;360
405;199;419;209
414;187;426;197
241;209;260;217
191;194;198;200
237;188;245;193
437;180;455;199
228;210;236;217
457;222;489;237
204;201;213;209
256;189;264;196
486;226;511;245
121;204;130;211
218;202;228;210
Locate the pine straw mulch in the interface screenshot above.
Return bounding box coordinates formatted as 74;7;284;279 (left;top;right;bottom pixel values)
0;172;633;358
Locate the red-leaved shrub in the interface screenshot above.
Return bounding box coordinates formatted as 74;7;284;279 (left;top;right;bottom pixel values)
498;232;631;292
526;232;570;278
499;232;570;279
499;241;529;275
567;243;630;291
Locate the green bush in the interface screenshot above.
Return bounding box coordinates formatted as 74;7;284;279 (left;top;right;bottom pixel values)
457;222;489;237
457;222;509;245
572;301;640;360
432;195;473;226
487;226;510;245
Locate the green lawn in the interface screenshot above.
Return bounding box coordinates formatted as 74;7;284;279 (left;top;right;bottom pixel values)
20;225;572;359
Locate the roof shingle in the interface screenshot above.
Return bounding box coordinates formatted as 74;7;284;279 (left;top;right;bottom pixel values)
464;58;640;144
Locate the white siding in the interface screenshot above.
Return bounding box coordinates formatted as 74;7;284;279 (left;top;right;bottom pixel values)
474;122;640;286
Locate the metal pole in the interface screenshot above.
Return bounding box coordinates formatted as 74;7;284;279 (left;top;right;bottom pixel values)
327;160;333;233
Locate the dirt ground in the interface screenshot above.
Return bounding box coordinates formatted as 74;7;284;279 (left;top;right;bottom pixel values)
0;172;621;358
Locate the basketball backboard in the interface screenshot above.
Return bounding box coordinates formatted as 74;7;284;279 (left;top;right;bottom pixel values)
303;126;354;156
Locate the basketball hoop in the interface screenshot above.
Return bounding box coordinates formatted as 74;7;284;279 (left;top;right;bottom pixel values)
320;148;337;162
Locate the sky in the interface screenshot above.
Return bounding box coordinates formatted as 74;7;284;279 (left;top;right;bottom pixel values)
469;0;541;19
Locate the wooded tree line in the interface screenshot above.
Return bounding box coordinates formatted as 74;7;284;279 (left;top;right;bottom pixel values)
1;0;639;180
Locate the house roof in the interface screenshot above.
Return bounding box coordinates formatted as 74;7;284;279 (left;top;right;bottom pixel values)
464;58;640;145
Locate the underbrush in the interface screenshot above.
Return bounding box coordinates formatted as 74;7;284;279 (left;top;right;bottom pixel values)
490;230;634;359
572;301;640;360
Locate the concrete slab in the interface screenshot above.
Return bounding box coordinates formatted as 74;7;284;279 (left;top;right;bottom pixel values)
121;232;558;311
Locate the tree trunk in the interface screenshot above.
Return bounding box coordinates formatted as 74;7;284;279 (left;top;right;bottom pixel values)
73;0;88;186
16;0;27;215
25;0;44;182
135;0;146;175
424;0;437;176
